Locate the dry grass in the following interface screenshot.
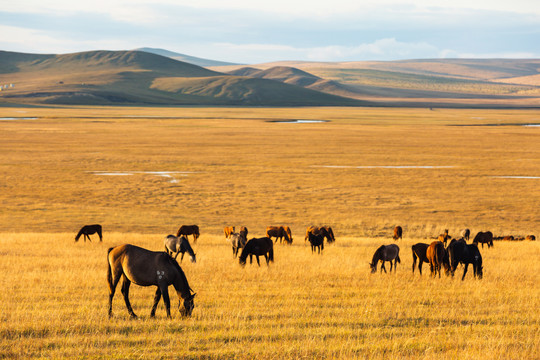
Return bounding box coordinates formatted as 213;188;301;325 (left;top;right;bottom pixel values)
0;106;539;358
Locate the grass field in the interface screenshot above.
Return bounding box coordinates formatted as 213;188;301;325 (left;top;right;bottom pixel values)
0;106;539;358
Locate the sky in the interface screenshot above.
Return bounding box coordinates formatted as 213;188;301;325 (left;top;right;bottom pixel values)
1;0;539;63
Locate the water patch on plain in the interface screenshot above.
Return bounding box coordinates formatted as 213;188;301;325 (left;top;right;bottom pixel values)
313;165;456;169
491;176;540;179
269;120;329;124
0;117;38;121
89;171;197;183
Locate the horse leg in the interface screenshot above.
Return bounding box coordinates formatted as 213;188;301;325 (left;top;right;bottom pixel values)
180;252;185;263
256;256;261;266
108;268;123;318
150;288;162;317
412;254;417;273
381;262;387;273
264;254;269;265
418;261;423;275
160;284;171;318
462;264;469;280
120;275;137;318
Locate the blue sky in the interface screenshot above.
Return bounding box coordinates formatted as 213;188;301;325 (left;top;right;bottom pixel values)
1;0;539;63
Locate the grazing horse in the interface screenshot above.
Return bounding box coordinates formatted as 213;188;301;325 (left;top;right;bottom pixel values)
460;228;470;241
266;226;291;244
437;229;451;246
369;244;401;274
224;226;235;239
107;244;196;318
305;226;335;243
239;237;274;266
229;232;247;258
447;239;483;280
393;226;403;241
176;225;200;243
75;224;102;242
307;233;324;254
411;243;430;275
164;235;196;263
472;231;493;248
426;241;450;278
526;235;536;241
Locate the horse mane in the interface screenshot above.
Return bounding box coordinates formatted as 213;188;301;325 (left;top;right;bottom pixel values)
371;245;385;263
166;256;193;294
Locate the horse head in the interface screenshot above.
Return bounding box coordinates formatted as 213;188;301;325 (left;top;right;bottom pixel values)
369;262;376;273
180;293;196;317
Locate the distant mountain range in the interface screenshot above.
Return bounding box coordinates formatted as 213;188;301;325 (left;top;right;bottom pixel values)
0;49;539;107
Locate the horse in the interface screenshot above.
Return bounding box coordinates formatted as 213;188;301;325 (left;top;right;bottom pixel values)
224;226;235;239
460;228;470;241
107;244;196;318
472;231;493;248
447;239;483;280
266;226;291;244
176;225;200;243
393;226;403;241
229;232;247;258
437;229;451;246
305;226;335;243
307;233;324;254
164;235;196;263
411;243;429;275
369;244;401;274
75;224;102;242
426;241;450;278
239;226;248;239
239;237;274;266
526;235;536;241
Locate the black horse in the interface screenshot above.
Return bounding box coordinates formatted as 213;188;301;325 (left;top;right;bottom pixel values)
239;237;274;266
75;224;102;242
447;239;483;280
307;233;324;254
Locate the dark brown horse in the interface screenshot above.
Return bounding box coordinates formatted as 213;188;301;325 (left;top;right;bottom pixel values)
472;231;493;248
448;239;483;280
393;226;403;240
177;225;200;243
411;243;429;274
266;226;291;244
460;228;470;241
107;244;196;318
305;226;335;243
164;235;196;263
426;241;450;278
370;244;400;273
307;233;324;254
239;237;274;266
75;224;102;242
239;226;248;239
526;235;536;241
224;226;235;239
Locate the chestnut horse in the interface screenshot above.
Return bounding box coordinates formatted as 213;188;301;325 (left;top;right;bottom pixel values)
239;237;274;266
177;225;200;243
266;226;291;244
426;241;450;278
75;224;102;242
107;244;196;318
473;231;493;248
393;226;403;241
370;244;400;273
411;243;429;275
224;226;235;239
305;226;335;243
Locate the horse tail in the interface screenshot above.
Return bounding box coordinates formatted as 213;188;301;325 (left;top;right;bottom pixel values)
106;247;114;289
412;251;417;271
268;247;274;263
396;254;401;264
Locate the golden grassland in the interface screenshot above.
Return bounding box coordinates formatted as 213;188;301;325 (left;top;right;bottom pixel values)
1;233;539;359
0;106;539;358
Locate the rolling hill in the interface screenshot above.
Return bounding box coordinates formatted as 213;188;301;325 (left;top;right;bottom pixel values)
0;50;365;106
136;47;241;67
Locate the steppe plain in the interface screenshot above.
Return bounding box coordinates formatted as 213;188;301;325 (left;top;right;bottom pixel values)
0;106;539;359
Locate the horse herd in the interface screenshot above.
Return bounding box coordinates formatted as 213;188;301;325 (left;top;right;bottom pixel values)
74;223;533;319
